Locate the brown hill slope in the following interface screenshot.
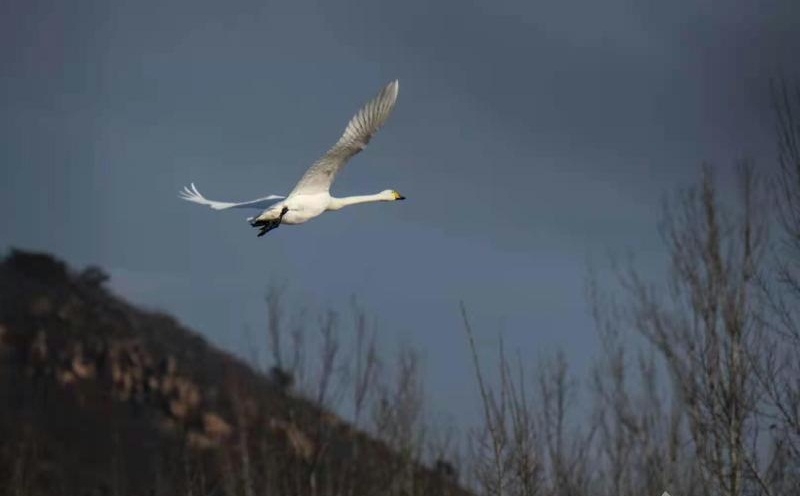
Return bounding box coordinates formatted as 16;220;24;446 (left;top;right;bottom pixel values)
0;249;464;496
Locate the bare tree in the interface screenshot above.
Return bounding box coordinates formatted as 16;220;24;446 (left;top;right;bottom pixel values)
587;274;703;496
350;297;378;430
371;344;426;496
461;303;550;496
260;288;444;496
537;350;593;496
620;164;769;495
757;79;800;491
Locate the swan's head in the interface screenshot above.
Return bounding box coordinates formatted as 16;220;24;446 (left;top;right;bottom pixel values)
383;189;406;201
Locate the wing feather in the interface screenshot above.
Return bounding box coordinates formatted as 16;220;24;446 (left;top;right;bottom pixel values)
289;80;399;195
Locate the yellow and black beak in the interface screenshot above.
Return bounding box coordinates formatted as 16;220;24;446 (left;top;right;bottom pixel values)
393;191;406;200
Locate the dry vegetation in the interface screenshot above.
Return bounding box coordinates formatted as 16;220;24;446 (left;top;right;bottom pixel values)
457;82;800;496
0;253;466;496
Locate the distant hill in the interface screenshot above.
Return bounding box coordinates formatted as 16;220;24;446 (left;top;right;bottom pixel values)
0;249;465;496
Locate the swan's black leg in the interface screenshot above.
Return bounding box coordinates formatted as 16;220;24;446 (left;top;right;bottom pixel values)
254;207;289;237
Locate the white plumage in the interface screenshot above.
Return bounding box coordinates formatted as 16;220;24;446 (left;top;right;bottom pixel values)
179;80;404;237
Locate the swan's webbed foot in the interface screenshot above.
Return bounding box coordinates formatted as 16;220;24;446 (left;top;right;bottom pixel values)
252;207;289;237
257;223;278;237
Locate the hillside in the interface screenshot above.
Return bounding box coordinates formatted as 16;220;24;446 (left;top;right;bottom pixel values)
0;249;464;496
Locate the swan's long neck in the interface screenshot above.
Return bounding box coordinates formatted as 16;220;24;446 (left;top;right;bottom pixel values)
327;193;390;211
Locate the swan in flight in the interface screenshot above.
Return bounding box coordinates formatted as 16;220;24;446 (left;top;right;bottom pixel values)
179;80;404;237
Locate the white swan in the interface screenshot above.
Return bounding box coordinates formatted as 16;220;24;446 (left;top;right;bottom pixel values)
179;80;404;237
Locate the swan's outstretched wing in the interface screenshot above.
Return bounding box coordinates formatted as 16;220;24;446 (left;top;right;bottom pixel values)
289;80;399;196
178;183;284;211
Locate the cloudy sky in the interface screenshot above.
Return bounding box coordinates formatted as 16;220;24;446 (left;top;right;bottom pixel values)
2;0;799;427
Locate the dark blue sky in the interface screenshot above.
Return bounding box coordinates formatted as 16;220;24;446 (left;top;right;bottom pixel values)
2;0;799;428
